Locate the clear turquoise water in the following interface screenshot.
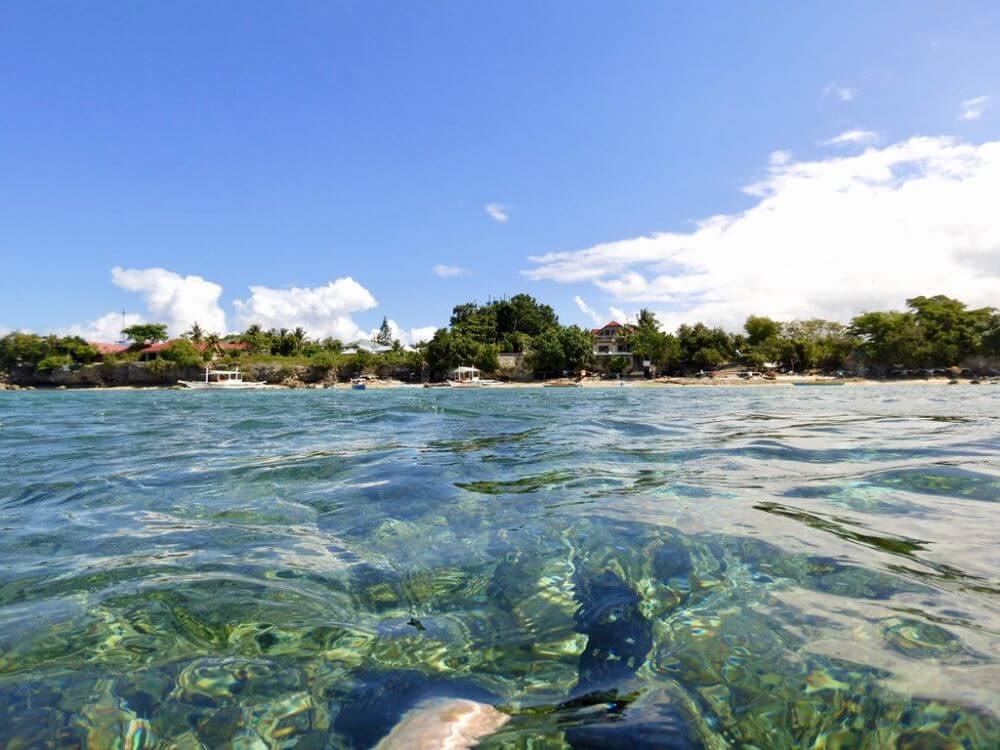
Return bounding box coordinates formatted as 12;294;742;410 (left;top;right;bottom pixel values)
0;386;998;748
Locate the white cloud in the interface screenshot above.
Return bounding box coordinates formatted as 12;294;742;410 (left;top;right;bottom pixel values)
485;203;509;223
434;264;471;278
824;83;857;102
369;319;438;347
960;95;988;121
822;129;879;146
61;311;144;342
609;307;630;325
233;277;377;341
112;266;226;335
525;136;1000;331
573;295;603;325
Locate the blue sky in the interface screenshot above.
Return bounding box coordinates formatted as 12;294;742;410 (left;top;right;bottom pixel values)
2;2;998;341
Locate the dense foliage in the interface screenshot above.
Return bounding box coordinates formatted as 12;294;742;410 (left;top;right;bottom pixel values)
423;294;593;375
2;294;997;382
0;333;98;370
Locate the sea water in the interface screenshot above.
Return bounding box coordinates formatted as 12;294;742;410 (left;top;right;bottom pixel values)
0;386;997;747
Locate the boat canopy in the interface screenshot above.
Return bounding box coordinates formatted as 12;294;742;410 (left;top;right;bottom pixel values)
450;366;481;381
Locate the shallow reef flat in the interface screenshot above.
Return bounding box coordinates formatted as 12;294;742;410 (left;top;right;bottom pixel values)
0;386;997;747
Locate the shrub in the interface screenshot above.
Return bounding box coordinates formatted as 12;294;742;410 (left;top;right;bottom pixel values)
310;351;339;369
159;340;203;368
36;354;72;373
608;356;631;375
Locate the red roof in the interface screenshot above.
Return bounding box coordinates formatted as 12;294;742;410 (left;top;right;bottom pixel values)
591;321;633;334
89;342;129;355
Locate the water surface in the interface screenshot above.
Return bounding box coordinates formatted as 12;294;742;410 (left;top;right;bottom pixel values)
1;386;998;747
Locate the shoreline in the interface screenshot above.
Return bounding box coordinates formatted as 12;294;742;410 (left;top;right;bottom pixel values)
2;376;993;392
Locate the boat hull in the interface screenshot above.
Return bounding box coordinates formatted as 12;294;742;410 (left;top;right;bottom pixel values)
177;381;270;390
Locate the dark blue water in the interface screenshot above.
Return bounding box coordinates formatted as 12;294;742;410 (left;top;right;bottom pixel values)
0;386;998;747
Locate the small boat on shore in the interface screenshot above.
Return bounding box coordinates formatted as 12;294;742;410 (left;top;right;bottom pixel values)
544;380;582;388
351;378;367;391
178;366;268;390
446;366;502;388
792;381;845;387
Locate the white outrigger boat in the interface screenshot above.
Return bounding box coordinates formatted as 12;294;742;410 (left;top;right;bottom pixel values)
178;366;268;390
445;366;502;388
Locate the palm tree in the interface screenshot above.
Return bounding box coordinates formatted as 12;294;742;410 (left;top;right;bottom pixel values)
204;333;221;359
637;308;658;330
184;322;205;342
291;326;308;352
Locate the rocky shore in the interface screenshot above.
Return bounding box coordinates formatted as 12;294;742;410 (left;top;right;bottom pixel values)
0;361;345;390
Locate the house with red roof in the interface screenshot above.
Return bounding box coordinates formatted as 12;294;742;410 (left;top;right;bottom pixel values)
590;321;642;372
138;340;247;361
89;342;129;357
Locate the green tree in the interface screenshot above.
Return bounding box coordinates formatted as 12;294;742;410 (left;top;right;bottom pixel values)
375;317;394;346
559;325;595;372
608;355;631;375
183;322;204;343
529;328;566;374
744;315;781;347
122;323;169;346
906;295;993;364
159;340;203;368
239;324;271;355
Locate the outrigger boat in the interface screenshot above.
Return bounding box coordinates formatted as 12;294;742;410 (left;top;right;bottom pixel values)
178;366;268;390
445;366;502;388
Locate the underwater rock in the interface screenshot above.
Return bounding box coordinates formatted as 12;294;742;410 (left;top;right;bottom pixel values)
332;668;501;748
373;697;510;749
571;556;653;696
558;686;705;750
652;536;693;583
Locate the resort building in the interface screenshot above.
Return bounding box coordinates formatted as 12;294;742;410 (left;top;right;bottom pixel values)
88;342;129;357
590;321;642;371
137;340;247;361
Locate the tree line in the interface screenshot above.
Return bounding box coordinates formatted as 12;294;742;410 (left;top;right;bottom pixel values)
2;294;998;376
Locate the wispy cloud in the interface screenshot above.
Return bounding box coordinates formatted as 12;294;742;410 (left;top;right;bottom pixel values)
573;295;603;325
960;95;989;121
485;203;509;223
434;264;470;278
524;136;1000;331
822;129;879;146
769;150;793;166
824;83;857;102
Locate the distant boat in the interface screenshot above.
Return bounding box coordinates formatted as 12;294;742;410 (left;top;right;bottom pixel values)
178;367;268;390
793;381;845;387
544;380;581;388
351;378;366;391
446;366;501;388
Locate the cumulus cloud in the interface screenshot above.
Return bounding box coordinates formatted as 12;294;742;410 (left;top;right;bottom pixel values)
434;264;470;278
111;267;226;335
823;129;879;146
61;311;144;342
369;319;438;347
960;95;988;121
573;296;605;326
233;277;377;341
485;203;509;223
824;83;857;102
524;136;1000;331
